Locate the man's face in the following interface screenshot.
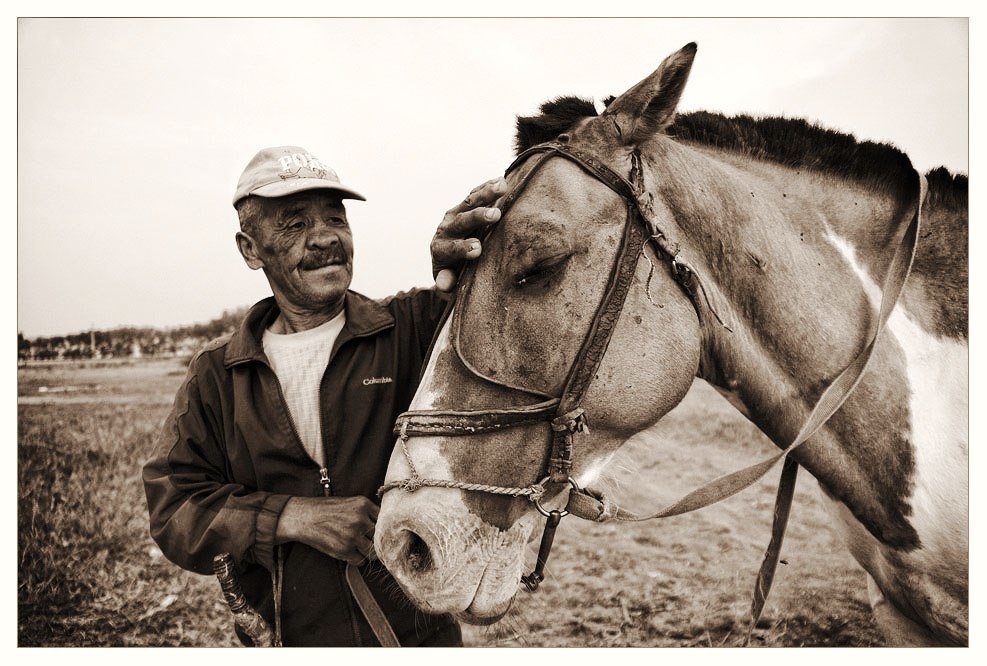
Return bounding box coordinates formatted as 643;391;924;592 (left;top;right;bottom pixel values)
239;190;354;313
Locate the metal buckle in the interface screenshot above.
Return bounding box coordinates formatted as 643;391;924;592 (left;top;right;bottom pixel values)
530;475;580;518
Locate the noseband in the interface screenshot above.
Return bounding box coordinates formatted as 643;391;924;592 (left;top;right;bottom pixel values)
378;134;925;621
379;135;711;590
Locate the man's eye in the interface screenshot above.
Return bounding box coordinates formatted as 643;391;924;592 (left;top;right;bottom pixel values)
288;220;306;230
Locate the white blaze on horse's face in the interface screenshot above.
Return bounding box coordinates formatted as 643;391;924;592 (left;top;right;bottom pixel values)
376;153;702;621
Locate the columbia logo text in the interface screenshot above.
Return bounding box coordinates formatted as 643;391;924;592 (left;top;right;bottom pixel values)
362;376;393;386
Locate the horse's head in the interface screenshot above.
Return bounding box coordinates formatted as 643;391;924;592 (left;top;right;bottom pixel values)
376;44;705;623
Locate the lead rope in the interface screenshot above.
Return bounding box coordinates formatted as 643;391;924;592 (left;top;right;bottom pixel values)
744;179;926;640
380;140;925;641
747;457;798;643
562;171;927;638
567;173;925;514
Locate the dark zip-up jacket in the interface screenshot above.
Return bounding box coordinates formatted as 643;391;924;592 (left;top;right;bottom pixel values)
142;289;460;647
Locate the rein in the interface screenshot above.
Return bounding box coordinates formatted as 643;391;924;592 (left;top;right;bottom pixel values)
379;136;926;625
381;137;712;501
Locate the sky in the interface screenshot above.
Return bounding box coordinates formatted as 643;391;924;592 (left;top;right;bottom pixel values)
16;17;968;338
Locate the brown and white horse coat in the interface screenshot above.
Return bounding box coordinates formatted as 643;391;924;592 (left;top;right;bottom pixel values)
376;44;968;645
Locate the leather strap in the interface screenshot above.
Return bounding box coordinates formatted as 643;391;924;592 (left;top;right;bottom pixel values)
396;141;656;487
383;137;926;628
567;172;925;523
746;171;928;631
557;206;645;420
505;140;637;202
346;564;400;647
749;457;798;632
395;399;561;437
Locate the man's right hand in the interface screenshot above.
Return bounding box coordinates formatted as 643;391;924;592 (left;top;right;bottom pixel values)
431;176;507;292
275;496;379;565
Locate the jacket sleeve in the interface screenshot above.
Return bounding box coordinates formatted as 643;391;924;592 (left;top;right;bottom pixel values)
383;287;452;357
142;352;291;575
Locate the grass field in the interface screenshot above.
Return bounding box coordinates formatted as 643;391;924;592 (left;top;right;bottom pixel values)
17;359;882;647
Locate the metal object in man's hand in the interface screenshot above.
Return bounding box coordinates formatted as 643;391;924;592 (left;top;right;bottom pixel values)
213;553;275;647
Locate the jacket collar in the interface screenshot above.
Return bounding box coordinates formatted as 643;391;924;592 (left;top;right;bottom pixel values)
224;291;395;367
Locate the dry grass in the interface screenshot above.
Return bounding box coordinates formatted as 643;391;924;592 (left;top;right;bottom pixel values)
17;360;882;647
18;360;236;646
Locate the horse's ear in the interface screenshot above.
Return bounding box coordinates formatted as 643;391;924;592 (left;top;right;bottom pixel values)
603;42;697;143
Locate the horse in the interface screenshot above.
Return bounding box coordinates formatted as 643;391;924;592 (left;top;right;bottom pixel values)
374;43;968;646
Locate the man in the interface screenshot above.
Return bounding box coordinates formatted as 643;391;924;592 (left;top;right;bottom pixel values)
142;146;504;646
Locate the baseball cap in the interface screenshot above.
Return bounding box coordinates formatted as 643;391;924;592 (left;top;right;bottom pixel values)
232;146;366;207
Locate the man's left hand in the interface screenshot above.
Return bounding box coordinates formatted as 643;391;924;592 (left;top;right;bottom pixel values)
431;177;507;292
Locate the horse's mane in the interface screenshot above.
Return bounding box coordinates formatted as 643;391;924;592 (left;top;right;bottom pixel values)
514;96;968;211
516;96;968;337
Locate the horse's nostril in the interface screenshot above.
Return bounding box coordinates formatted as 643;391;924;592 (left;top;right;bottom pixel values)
402;529;433;574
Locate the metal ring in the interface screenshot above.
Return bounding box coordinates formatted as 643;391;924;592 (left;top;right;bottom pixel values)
530;476;580;518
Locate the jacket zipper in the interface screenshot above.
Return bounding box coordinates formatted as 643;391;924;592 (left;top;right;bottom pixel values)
259;347;366;645
317;465;365;646
260;363;366;646
312;417;366;645
318;343;366;645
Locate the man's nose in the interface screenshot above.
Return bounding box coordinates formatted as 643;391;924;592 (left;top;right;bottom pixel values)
307;221;339;249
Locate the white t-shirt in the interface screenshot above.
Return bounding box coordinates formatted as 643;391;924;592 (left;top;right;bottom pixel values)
261;311;346;466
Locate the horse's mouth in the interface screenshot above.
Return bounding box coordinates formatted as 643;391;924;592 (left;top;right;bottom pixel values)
375;494;534;624
454;589;516;625
450;559;518;625
454;606;511;626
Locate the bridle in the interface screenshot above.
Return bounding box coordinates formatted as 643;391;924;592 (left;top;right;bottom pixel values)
378;134;723;589
378;133;925;625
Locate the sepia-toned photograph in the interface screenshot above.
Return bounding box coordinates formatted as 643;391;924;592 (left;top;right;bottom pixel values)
16;15;968;648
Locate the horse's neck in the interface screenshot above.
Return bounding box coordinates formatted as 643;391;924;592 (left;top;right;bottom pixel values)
644;140;936;549
646;142;908;393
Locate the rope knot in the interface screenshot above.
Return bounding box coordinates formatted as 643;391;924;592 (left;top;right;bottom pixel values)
551;408;589;434
400;478;423;493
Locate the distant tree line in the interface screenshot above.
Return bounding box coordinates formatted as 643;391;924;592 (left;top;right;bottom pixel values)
18;306;250;362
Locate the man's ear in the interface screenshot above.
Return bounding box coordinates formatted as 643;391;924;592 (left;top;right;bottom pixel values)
236;231;265;270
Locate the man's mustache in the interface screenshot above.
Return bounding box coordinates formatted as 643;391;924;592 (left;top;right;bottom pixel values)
298;248;349;270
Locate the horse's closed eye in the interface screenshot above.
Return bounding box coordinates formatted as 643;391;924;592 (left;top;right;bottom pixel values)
513;253;572;287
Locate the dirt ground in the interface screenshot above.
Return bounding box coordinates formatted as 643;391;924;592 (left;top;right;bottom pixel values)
17;359;882;647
